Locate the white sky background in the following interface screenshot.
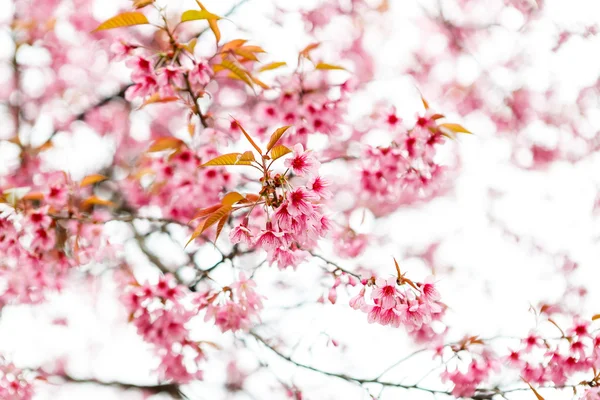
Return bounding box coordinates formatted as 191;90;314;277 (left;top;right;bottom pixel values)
1;0;600;399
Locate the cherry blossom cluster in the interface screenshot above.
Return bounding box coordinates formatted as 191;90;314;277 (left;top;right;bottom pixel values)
359;109;455;215
505;319;600;387
0;358;36;400
195;272;263;333
225;143;332;270
122;274;204;382
349;261;446;339
123;146;237;223
440;338;500;398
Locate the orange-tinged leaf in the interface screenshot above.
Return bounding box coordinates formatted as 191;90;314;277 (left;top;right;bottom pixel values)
214;213;229;241
185;205;231;247
221;192;245;206
138;94;179;110
208;18;221;44
439;123;472;135
200;153;252;167
300;42;320;60
250;76;270;90
22;192;44;201
180;9;221;22
259;61;287;72
240;151;255;162
241;45;266;53
245;193;261;203
233;120;263;155
148;137;184;152
315;63;346;71
81;196;115;208
80;174;108;187
93;12;149;32
269;144;292;161
266;126;292;151
220;59;253;88
421;96;430;110
191;204;222;221
133;0;154;8
233;48;259;61
592;314;600;321
222;39;248;52
522;379;545;400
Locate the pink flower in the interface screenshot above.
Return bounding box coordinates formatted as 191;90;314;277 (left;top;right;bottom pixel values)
230;221;254;245
349;287;367;310
189;59;212;88
286;187;317;216
255;227;286;251
157;66;184;97
285;144;320;177
371;277;399;309
307;175;332;199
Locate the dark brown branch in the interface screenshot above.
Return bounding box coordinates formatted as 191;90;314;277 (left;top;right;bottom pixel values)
55;374;184;398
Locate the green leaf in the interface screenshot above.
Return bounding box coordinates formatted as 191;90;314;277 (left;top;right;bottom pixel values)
93;12;149;31
200;153;253;167
269;144;292;161
266;126;292;151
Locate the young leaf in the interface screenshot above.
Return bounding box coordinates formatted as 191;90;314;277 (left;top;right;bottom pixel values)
185;205;232;247
221;192;245;206
269;144;292;161
180;9;221;22
233;48;259;61
80;174;108;187
421;96;430;110
191;204;222;221
93;12;149;32
220;59;253;88
214;213;229;241
133;0;155;8
240;151;255;162
233;120;263;155
315;63;346;71
592;314;600;321
81;196;115;209
208;18;221;44
148;137;184;152
200;153;252;167
259;62;287;72
299;42;320;61
138;93;179;109
266;126;292;151
439;123;472;135
522;379;545;400
251;76;270;90
222;39;248;52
